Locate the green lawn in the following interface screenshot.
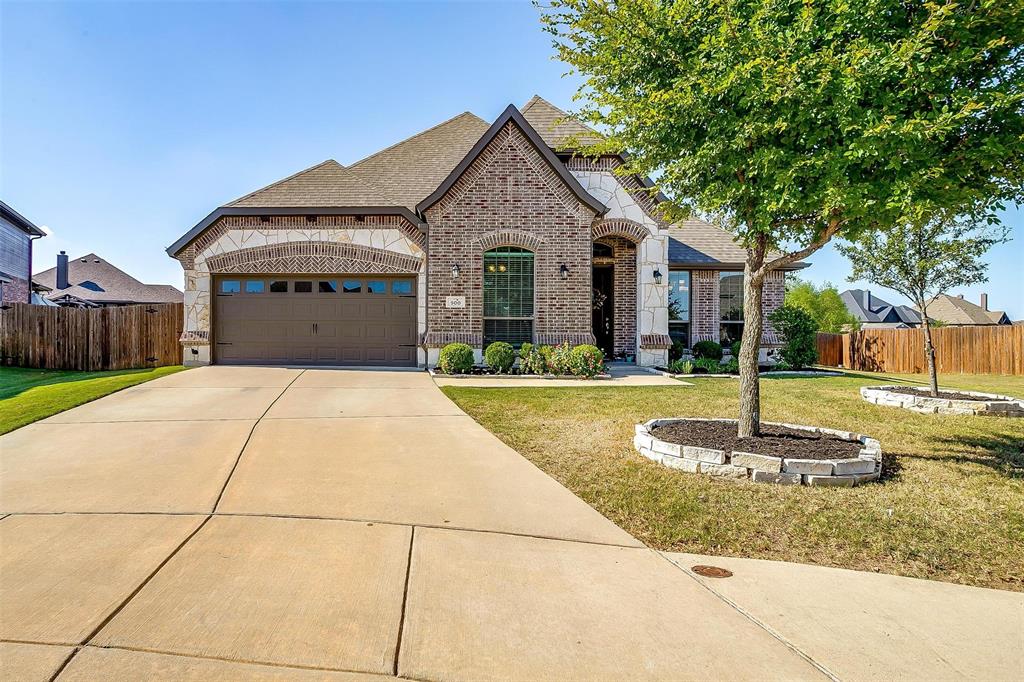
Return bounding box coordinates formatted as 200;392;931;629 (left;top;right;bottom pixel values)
0;366;187;435
442;370;1024;592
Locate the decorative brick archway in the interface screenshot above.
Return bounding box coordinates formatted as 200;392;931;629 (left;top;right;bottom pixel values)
471;230;546;251
592;218;650;244
205;241;423;275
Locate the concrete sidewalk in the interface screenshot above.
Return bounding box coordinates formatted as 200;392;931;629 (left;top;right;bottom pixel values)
1;366;1020;681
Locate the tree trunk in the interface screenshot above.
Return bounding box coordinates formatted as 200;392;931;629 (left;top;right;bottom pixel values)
738;257;765;438
919;305;939;397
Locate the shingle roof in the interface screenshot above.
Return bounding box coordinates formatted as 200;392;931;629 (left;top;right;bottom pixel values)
840;289;921;325
348;112;491;211
923;294;1010;325
521;95;602;149
34;253;183;304
666;220;806;270
227;159;395;208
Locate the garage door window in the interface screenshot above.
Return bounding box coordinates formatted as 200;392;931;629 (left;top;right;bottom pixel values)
392;280;413;295
367;280;386;294
245;280;265;294
319;280;337;293
221;280;240;294
269;280;288;293
342;280;361;293
483;246;534;346
294;281;313;293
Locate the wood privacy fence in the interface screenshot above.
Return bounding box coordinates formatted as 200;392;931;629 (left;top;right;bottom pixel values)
816;325;1024;375
0;303;183;371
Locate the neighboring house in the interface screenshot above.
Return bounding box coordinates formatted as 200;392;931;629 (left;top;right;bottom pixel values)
166;96;807;368
0;200;46;305
34;251;183;308
840;289;922;329
923;293;1011;326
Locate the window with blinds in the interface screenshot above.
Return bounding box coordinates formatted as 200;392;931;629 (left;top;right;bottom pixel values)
483;246;534;346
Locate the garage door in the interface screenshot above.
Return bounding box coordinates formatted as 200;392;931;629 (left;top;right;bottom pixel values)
213;275;417;366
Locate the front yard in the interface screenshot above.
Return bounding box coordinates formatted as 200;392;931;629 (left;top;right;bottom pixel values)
0;366;187;435
442;370;1024;592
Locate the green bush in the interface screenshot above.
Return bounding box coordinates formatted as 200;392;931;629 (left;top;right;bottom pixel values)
570;344;605;378
519;343;546;375
668;358;694;374
769;305;818;369
549;342;575;375
484;341;515;373
719;357;740;374
693;357;722;373
729;340;742;357
692;340;723;361
669;339;688;362
437;343;474;374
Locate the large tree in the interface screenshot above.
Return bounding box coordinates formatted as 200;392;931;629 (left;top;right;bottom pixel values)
540;0;1024;436
785;278;860;334
838;216;1009;396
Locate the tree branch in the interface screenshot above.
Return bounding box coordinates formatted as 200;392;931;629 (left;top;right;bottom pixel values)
756;219;844;278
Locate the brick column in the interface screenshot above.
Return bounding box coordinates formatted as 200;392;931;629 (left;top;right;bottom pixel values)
691;270;720;343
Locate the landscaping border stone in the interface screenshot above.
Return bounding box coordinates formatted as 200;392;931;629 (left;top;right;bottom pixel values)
633;418;882;487
860;386;1024;417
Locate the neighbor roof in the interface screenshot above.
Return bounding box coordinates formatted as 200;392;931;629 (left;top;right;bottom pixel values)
666;220;807;270
0;200;46;237
923;294;1010;325
841;289;921;326
521;95;602;149
34;253;183;305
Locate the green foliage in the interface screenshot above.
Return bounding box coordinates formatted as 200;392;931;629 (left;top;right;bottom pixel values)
569;344;606;378
719;357;740;375
729;341;741;357
692;340;723;361
669;339;687;362
785;278;860;333
549;342;575;375
668;358;694;375
437;343;474;375
484;341;515;374
769;306;819;369
693;358;722;374
519;343;549;375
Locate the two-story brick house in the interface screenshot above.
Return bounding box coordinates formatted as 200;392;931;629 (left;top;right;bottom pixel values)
167;97;804;367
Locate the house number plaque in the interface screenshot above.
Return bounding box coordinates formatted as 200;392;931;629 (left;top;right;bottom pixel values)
445;296;466;309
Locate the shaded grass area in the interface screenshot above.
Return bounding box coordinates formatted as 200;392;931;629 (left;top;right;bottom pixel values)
443;371;1024;591
0;366;187;434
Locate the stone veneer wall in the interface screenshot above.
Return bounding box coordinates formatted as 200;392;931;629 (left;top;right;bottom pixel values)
1;275;30;305
568;158;670;366
423;122;598;357
176;214;425;366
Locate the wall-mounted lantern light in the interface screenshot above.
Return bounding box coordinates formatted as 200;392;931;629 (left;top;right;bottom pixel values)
560;264;570;280
451;264;461;279
653;268;663;285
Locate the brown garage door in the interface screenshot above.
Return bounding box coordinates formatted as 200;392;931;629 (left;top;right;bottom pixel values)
213;275;417;366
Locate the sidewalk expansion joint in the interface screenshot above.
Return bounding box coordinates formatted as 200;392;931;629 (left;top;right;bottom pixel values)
393;526;416;676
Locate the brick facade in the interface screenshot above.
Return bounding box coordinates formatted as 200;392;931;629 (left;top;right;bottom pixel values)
691;270;720;342
1;275;30;305
424;122;599;349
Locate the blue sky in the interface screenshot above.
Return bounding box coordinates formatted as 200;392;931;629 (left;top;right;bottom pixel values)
2;1;1020;318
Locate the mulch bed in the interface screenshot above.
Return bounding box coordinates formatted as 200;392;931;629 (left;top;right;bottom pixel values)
884;386;995;402
649;421;862;461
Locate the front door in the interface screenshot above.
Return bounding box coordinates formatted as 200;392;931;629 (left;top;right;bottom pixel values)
592;265;614;357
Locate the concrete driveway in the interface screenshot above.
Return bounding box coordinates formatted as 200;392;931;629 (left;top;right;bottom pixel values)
2;366;1021;681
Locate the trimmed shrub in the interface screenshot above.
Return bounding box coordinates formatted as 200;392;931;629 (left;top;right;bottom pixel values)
719;357;740;374
769;305;818;369
570;344;605;378
484;341;515;373
437;343;474;374
519;343;547;375
692;340;723;361
549;342;574;375
669;339;688;362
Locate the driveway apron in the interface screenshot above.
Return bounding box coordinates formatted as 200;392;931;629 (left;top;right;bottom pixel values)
0;366;826;680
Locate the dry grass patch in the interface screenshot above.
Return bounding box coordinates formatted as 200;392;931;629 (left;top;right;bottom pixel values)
442;370;1024;592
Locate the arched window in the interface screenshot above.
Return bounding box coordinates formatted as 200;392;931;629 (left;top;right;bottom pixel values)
483;246;534;346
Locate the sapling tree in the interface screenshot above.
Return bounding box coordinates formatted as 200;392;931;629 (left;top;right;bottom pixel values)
838;217;1009;396
540;0;1024;436
785;278;860;334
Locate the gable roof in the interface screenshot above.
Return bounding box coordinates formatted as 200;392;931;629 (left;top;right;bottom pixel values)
416;104;608;216
0;200;46;237
924;294;1010;325
521;95;602;149
349;112;491;211
841;289;921;325
665;220;807;270
227;160;394;207
34;253;183;305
